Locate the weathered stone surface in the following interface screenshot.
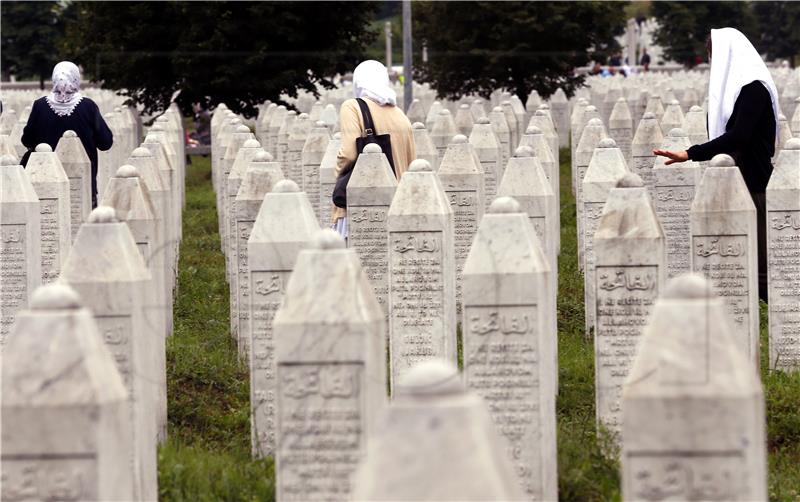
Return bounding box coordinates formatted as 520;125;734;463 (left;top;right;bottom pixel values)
247;179;318;458
55;130;91;242
489;106;511;165
351;360;527;502
470;98;488;121
59;207;158;500
766;138;800;370
287;113;312;188
519;125;560;250
532;106;559;169
412;122;439;172
690;154;759;368
576;118;610;270
425;101;444;131
454;103;475;137
1;283;135;501
631;111;664;197
593;173;665;437
469;117;502;210
570;99;590;173
387;159;457;389
549;87;570;146
622;274;767;502
660;99;685;134
653;129;702;278
300;121;330;222
462;197;557;500
430;109;458;160
267;105;288;155
644;94;665;122
0;154;42;344
609;97;633;164
25;143;71;285
437;135;485;315
406;98;426;125
319;132;342;225
274;229;386;501
582;138;631;334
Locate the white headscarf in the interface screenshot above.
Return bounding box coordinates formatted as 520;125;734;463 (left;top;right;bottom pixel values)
708;28;780;140
352;60;396;106
46;61;83;117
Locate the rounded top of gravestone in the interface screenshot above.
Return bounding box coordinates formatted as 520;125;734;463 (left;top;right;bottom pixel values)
459;103;470;109
115;164;139;178
408;159;432;172
35;143;53;153
276;105;286;110
616;172;643;188
88;206;118;224
155;115;168;122
514;146;535;158
689;105;703;112
363;143;383;154
312;228;346;250
538;103;550;110
489;196;522;214
577;98;589;105
150;124;165;131
473;98;483;103
668;99;680;106
501;100;511;105
287;110;297;116
273;179;300;193
662;273;713;299
412;98;420;103
617;97;627;103
795;96;800;103
476;117;491;125
451;134;468;144
63;130;78;138
668;128;687;138
585;105;597;112
642;112;656;120
439;109;452;116
534;109;547;116
710;154;736;167
333;132;342;139
778;113;787;121
650;93;661;99
231;117;242;124
315;120;326;128
131;147;152;157
30;283;81;310
492;106;503;112
587;118;603;127
525;125;542;135
412;122;426;130
1;154;18;166
298;113;309;119
785;138;800;150
243;138;261;148
235;125;251;133
395;359;463;396
253;151;273;162
598;138;617;148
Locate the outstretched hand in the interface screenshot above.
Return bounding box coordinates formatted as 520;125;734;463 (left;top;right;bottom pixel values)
653;149;689;165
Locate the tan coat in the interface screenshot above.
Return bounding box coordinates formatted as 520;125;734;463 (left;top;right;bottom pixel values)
332;98;416;222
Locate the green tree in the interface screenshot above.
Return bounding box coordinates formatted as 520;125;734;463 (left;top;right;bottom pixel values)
1;1;65;87
413;1;627;102
651;1;758;67
60;1;378;117
752;1;800;66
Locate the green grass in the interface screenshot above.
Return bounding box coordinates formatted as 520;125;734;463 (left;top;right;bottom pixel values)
159;151;800;501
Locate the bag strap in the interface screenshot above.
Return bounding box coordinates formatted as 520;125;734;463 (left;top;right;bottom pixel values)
356;98;377;137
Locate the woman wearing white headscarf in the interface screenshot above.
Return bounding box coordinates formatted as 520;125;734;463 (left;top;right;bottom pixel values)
331;60;416;234
22;61;113;207
654;28;780;301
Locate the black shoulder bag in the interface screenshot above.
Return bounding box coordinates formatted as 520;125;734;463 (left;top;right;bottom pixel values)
332;98;396;208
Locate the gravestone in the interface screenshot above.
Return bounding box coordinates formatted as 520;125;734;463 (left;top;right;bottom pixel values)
501;100;519;150
300;120;330;221
425;101;443;130
582;138;630;334
570;98;589;172
226;139;264;289
653;128;702;278
489;106;511;164
454;103;475;136
791;98;800;137
247;179;319;458
387;159;457;389
631;111;664;197
644;94;665;121
321;103;339;133
609;97;633;164
412;122;440;171
274;229;386;501
593;173;665;437
462;197;557;500
25;144;71;285
430;109;458;160
437;135;485;315
55;130;91;241
622;274;767;502
221;125;255;269
1;283;135;500
776;115;793;163
532;106;559;168
660;99;685;133
519;125;559;249
267;105;288;155
347;143;398;318
691;154;759;368
576;118;609;269
0;154;41;345
549;87;570;146
406;98;426;125
470;98;488;120
509;96;528;143
469;116;502;210
351;360;527;502
277;110;296;165
287;113;312;188
766;138;800;370
319;132;342;226
59;206;158;500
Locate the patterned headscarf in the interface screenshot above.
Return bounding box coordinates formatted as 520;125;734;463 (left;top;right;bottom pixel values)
46;61;83;117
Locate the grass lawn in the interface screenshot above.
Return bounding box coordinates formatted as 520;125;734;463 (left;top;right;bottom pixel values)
159;151;800;501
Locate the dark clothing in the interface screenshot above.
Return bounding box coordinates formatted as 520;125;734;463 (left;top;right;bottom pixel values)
640;53;651;66
21;96;113;206
687;81;776;193
752;192;768;303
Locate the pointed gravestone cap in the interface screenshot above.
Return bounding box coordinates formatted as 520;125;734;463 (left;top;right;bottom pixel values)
616;172;644;188
311;228;346;250
661;273;714;299
87;206;118;223
514;145;535;157
488;196;522;214
273;179;300;193
412;122;426;130
710;154;736;167
30;283;82;310
395;359;463;396
409;159;432;172
115;165;139;178
476;117;490;125
35;143;53;153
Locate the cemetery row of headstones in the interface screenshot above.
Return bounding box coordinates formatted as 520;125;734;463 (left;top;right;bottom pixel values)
1;92;185;500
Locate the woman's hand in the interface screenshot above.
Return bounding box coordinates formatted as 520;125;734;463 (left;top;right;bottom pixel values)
653;149;689;165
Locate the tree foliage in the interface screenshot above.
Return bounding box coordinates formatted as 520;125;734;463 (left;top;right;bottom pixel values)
1;1;65;87
752;1;800;66
60;1;378;117
413;1;627;102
